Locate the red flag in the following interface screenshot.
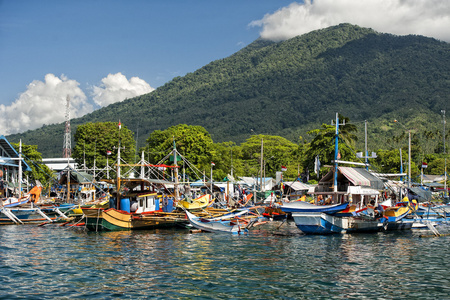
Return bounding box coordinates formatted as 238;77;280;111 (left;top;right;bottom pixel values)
107;150;112;155
281;166;287;172
211;162;215;166
118;120;121;129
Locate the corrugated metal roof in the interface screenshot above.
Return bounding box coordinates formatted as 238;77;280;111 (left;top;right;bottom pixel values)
283;181;310;191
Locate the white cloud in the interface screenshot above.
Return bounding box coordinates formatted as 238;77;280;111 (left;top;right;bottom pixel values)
250;0;450;42
91;72;154;107
0;74;93;135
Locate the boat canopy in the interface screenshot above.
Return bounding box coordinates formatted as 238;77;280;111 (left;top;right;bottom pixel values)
283;181;310;191
408;187;432;202
338;167;384;190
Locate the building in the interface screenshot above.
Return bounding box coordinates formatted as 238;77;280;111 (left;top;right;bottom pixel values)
42;157;77;172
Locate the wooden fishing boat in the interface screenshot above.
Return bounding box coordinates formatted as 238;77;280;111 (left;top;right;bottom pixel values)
2;194;30;208
262;206;287;221
185;209;251;234
71;199;109;215
0;206;62;225
83;190;187;231
83;207;187;231
291;212;382;234
280;201;349;214
177;194;212;210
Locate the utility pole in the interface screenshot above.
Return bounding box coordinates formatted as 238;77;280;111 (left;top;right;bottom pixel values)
365;120;368;170
333;113;345;196
394;120;411;188
443;110;447;198
63;95;71;158
260;138;263;192
442;110;446;154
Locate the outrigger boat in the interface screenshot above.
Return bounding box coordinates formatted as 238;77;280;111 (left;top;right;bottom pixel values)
185;209;255;234
82;178;187;231
280;201;349;214
177;194;212;210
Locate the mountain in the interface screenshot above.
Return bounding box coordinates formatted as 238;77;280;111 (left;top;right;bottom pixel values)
7;24;450;157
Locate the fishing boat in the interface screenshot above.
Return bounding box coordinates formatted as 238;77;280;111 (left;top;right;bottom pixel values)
280;201;349;214
2;194;31;208
185;209;252;234
2;185;42;208
82;177;188;231
0;205;64;225
82;192;187;231
290;211;383;234
177;194;212;210
378;201;413;231
262;206;287;221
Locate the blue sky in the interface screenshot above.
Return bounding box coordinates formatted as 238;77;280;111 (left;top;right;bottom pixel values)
0;0;448;135
0;1;290;103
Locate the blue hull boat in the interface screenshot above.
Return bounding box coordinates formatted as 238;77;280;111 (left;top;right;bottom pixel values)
280;201;349;214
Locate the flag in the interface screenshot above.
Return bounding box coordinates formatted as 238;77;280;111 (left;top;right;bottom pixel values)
281;166;287;172
106;150;112;155
422;162;428;168
211;162;215;166
314;155;321;175
118;120;121;129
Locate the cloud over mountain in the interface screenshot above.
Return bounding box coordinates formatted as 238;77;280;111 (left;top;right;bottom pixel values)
0;72;154;135
250;0;450;42
91;72;154;107
0;74;93;135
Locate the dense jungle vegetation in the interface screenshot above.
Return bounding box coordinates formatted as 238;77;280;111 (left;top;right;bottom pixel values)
17;121;449;187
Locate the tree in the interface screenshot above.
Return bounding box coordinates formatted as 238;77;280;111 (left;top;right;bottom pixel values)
239;134;299;178
12;142;55;189
72;122;136;179
304;114;358;175
143;124;215;179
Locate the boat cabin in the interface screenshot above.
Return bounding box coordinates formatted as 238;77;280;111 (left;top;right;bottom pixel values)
111;178;175;213
313;166;384;207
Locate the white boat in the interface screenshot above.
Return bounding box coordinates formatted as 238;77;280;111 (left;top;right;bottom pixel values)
185;210;250;234
291;212;382;234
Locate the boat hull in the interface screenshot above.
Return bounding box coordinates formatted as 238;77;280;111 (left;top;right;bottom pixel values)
185;210;249;234
292;212;383;234
280;202;349;214
83;208;187;231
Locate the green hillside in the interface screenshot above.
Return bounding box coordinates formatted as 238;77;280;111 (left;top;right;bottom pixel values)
7;23;450;157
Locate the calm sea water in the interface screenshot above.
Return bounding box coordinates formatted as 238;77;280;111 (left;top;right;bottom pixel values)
0;221;449;300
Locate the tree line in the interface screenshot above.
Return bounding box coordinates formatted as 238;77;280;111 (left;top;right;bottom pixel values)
15;117;449;189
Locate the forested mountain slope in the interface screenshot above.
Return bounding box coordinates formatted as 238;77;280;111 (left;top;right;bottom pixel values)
8;24;450;157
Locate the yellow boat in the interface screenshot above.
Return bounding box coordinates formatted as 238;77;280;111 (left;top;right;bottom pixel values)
72;199;109;215
177;194;212;210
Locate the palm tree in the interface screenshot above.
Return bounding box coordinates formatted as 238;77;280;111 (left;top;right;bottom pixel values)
305;114;358;171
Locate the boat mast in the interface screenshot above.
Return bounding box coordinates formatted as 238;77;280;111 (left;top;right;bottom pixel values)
173;139;179;202
333;113;345;201
442;110;447;199
116;121;122;209
260;138;263;192
18;140;22;197
365;120;368;170
333;113;339;194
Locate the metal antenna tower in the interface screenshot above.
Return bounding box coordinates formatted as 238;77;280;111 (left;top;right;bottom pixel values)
63;95;72;158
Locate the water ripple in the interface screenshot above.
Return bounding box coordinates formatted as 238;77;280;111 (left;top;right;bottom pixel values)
0;222;449;299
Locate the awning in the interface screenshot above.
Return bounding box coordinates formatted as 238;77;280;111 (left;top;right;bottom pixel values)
339;167;371;186
408;187;432;202
283;181;310;191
